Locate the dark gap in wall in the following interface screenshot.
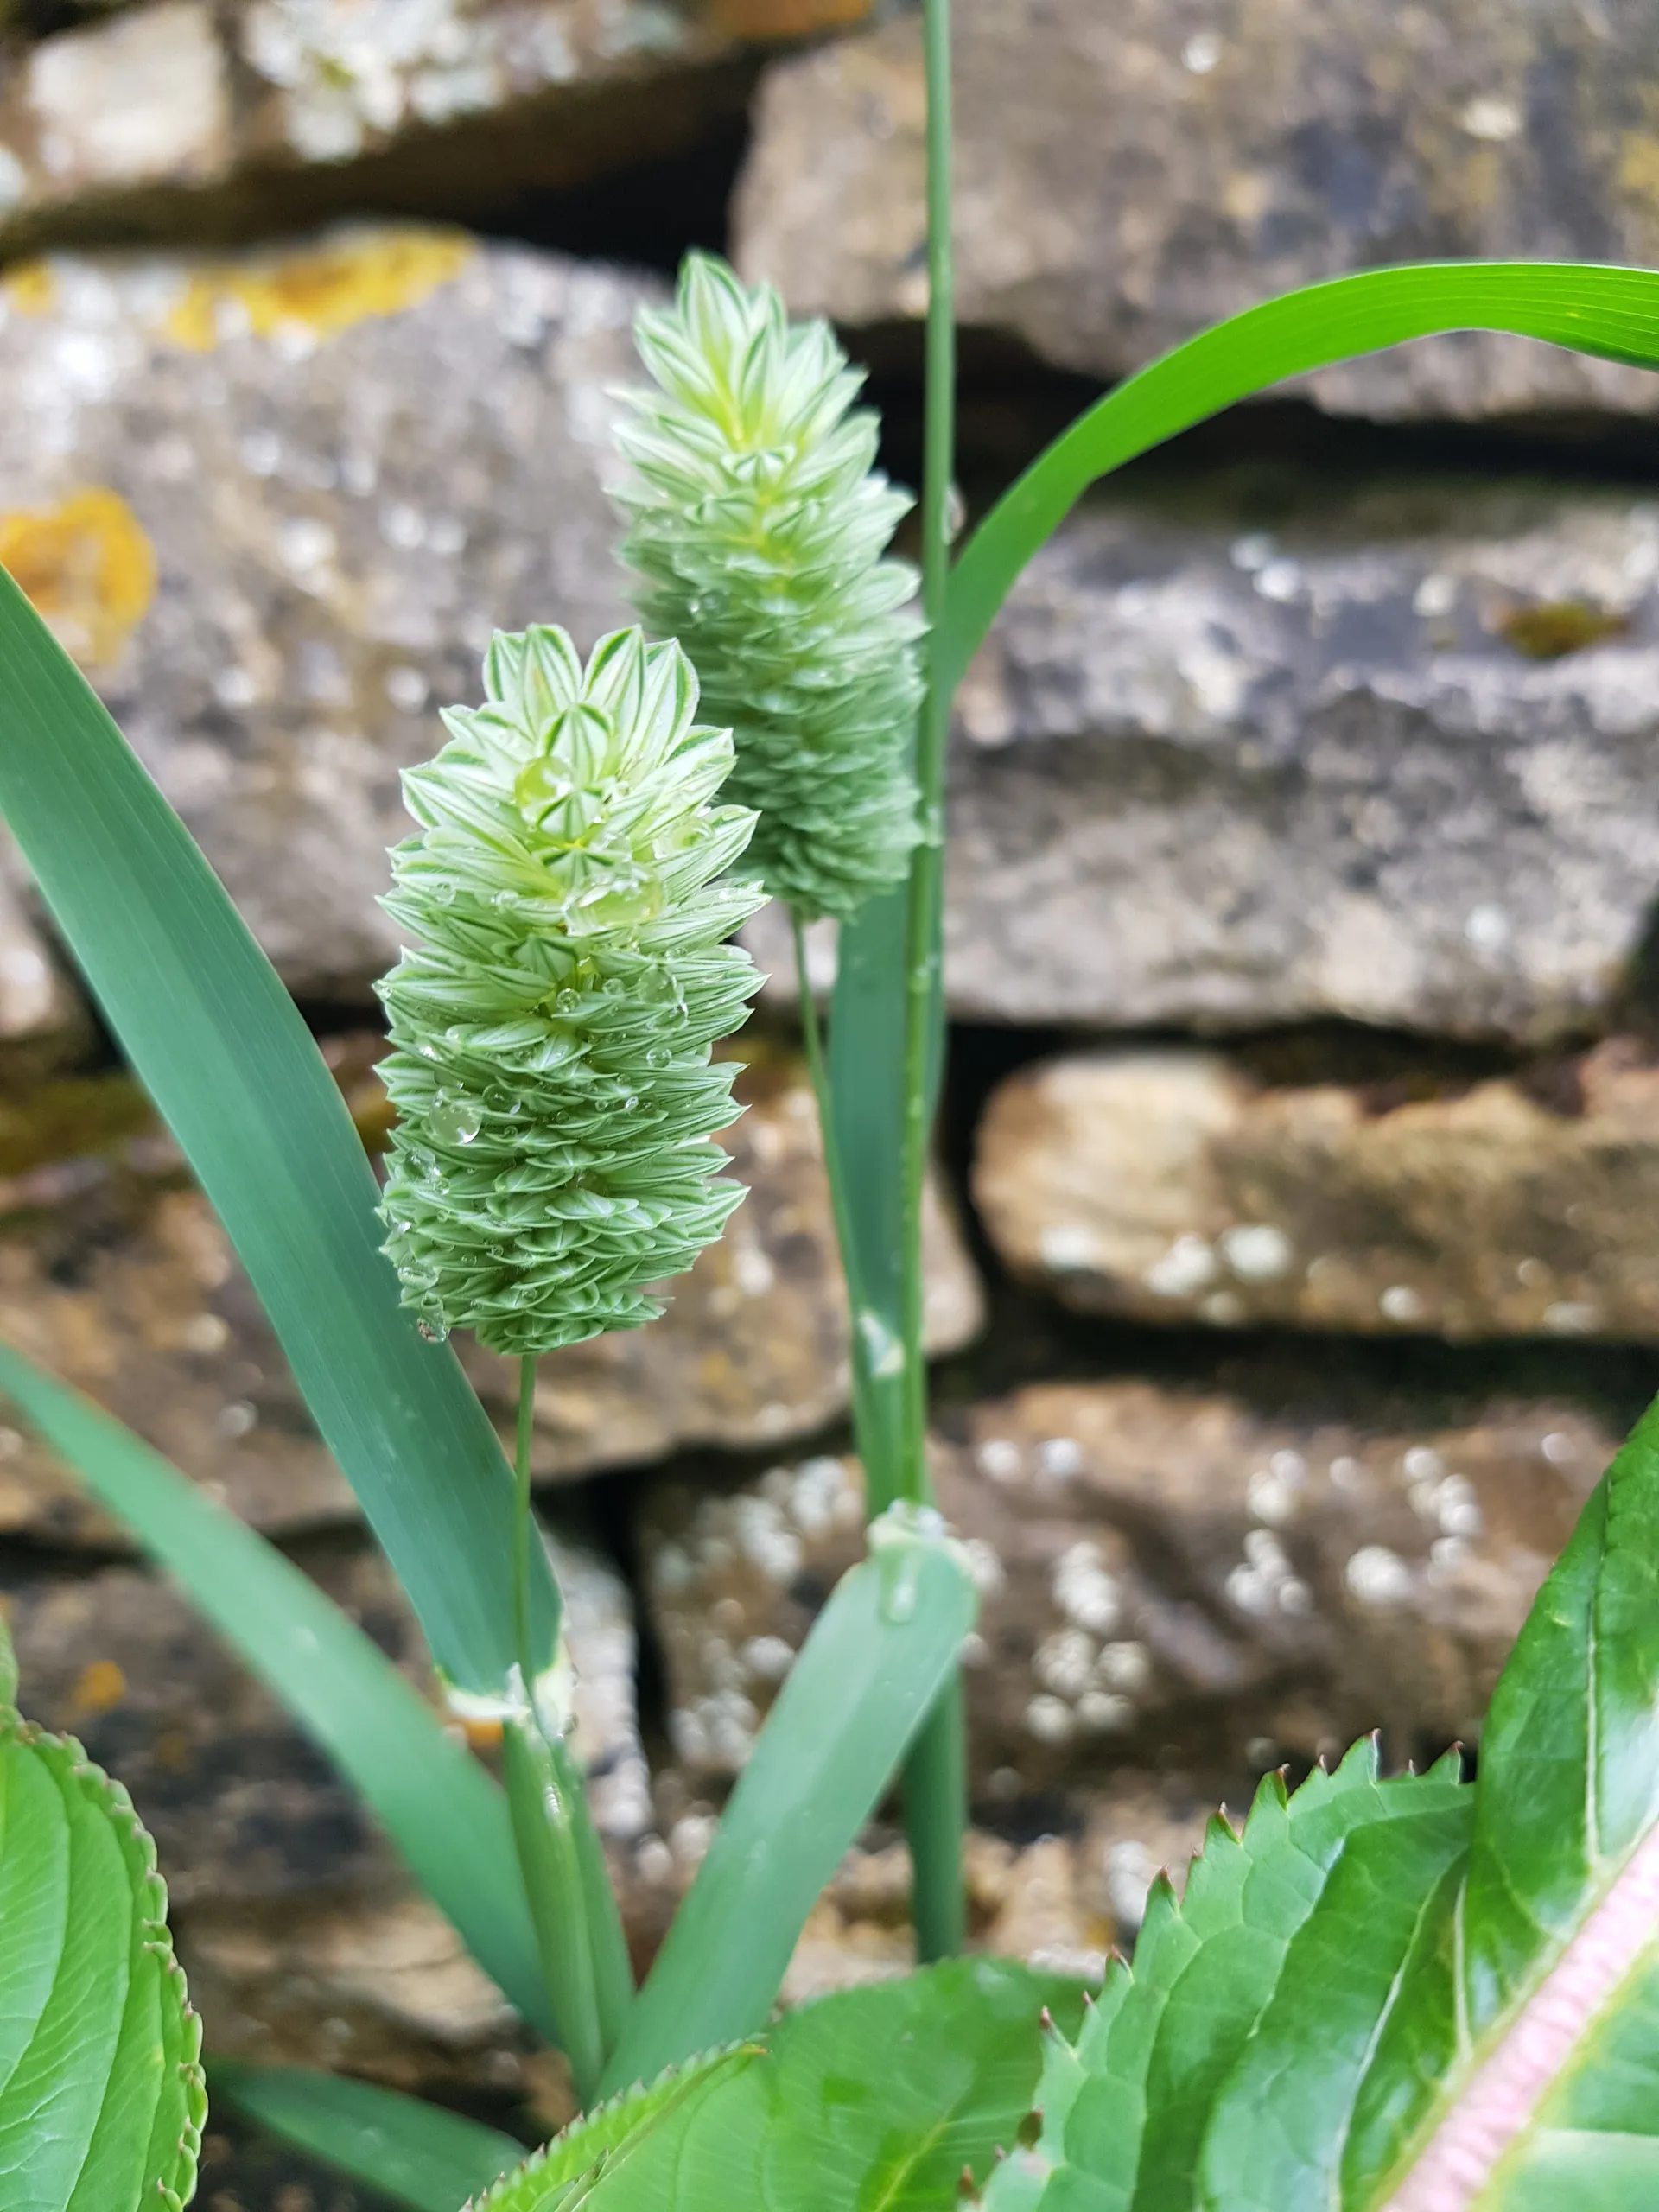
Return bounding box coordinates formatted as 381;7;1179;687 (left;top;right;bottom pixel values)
855;317;1659;521
475;107;755;277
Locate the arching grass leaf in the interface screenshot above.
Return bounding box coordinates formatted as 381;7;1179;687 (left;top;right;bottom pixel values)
600;1515;977;2094
0;1617;205;2211
211;2063;525;2212
944;263;1659;694
0;1342;552;2040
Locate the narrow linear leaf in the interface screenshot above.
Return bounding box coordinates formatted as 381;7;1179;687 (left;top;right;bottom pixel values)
212;2063;525;2212
600;1517;978;2093
826;886;910;1506
0;1683;204;2210
0;569;557;1697
945;263;1659;694
0;1342;553;2040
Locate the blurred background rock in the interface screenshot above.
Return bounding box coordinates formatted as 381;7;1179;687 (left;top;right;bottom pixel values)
3;0;1659;2195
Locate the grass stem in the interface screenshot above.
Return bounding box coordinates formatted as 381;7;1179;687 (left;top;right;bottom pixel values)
894;0;968;1961
501;1354;632;2102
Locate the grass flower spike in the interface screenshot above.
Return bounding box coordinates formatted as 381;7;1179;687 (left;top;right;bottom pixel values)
616;251;924;924
376;625;765;1356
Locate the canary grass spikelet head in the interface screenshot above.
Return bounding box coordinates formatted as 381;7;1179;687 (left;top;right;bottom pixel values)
375;624;766;1356
614;251;924;924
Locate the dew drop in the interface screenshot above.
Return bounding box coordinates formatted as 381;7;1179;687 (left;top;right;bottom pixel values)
434;880;457;906
430;1093;483;1146
645;1046;671;1070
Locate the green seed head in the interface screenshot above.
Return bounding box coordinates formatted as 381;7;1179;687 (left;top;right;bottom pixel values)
615;251;924;924
376;625;765;1355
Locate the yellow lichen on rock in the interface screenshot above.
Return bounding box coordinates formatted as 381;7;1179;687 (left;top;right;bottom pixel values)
163;228;474;351
3;263;58;318
0;487;156;668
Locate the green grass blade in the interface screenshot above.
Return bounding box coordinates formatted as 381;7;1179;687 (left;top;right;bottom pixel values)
945;261;1659;693
826;888;910;1510
599;1522;978;2094
211;2063;525;2212
0;569;557;1699
0;1341;554;2040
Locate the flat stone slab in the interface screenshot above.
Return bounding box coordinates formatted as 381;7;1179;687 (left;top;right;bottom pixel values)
975;1039;1659;1344
639;1374;1618;1800
737;0;1659;423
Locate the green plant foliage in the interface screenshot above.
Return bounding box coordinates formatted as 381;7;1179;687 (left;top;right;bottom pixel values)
616;251;922;924
212;2063;525;2212
975;1395;1659;2209
0;568;558;1701
0;1616;205;2211
377;623;764;1355
944;263;1659;695
469;2046;760;2209
601;1505;978;2094
0;1341;553;2038
480;1961;1084;2211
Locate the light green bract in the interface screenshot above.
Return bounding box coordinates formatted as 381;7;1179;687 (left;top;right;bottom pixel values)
376;625;764;1355
616;251;923;924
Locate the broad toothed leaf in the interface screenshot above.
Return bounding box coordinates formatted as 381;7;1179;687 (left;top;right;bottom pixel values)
983;1746;1471;2212
483;1961;1087;2212
982;1398;1659;2211
0;1620;205;2211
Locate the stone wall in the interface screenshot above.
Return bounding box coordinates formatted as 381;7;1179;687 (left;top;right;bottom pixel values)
3;1;1659;2196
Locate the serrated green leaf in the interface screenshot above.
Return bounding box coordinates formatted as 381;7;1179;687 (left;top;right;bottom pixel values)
471;2046;760;2209
1353;1398;1659;2209
982;1747;1471;2212
212;2063;525;2212
494;1961;1084;2212
0;1341;552;2039
0;1698;204;2210
0;567;558;1700
600;1520;977;2093
976;1396;1659;2210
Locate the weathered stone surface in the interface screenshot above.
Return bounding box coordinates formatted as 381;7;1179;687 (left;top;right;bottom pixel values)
0;0;772;258
976;1039;1659;1344
0;828;86;1073
640;1379;1613;1792
0;1523;644;1904
0;227;654;999
752;473;1659;1042
0;1050;974;1542
738;0;1659;423
2;1517;644;2090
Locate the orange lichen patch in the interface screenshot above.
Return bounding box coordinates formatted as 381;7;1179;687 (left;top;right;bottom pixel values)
69;1658;127;1715
3;261;57;317
164;229;474;351
0;487;156;669
1498;600;1630;661
1620;131;1659;212
707;0;871;35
